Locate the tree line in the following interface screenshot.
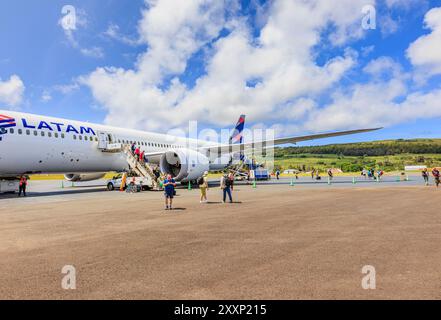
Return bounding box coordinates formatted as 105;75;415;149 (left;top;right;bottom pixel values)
275;139;441;157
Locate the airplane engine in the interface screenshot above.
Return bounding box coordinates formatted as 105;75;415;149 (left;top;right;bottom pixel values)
64;173;106;182
160;149;209;182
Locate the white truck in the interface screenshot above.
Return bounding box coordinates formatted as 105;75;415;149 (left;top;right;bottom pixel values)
0;179;19;193
106;173;155;191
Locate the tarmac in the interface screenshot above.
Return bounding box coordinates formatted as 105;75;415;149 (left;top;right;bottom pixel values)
1;176;440;299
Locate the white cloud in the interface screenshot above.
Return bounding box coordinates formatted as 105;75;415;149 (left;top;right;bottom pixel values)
80;47;104;58
104;24;139;46
407;7;441;76
41;90;52;103
81;0;374;132
0;75;25;107
53;83;80;94
379;14;399;37
385;0;425;10
302;56;441;132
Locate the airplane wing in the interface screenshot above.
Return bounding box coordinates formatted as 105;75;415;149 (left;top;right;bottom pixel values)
199;127;382;155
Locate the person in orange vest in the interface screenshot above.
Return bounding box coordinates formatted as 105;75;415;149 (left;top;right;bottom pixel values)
18;176;27;197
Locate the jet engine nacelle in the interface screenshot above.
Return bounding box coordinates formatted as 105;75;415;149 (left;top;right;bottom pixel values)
160;149;209;182
64;173;106;182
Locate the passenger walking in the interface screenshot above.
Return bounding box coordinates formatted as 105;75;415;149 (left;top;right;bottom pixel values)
311;169;315;180
432;168;440;188
140;150;145;164
199;171;209;203
18;176;27;197
276;170;280;180
327;169;333;181
422;168;429;186
154;167;161;182
220;173;233;203
163;174;176;210
131;142;136;155
134;147;141;161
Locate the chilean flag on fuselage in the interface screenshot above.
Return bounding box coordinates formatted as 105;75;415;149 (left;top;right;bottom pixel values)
0;114;16;129
229;115;246;144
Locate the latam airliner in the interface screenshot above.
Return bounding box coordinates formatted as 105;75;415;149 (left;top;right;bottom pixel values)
0;110;380;185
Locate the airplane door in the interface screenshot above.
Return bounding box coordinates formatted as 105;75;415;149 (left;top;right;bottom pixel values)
98;132;108;149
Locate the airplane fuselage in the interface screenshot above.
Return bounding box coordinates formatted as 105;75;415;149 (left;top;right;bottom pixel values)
0;110;222;176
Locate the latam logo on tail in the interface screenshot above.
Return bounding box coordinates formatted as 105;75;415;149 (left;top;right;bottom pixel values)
0;114;16;130
230;114;245;144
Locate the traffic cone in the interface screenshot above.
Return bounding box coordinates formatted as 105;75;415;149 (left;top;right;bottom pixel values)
252;180;256;188
188;181;192;190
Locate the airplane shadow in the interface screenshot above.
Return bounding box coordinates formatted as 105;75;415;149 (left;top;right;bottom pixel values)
0;187;106;199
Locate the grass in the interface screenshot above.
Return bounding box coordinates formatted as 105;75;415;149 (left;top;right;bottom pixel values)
274;153;441;173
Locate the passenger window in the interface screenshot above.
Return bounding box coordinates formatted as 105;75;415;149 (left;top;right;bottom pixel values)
73;135;77;140
55;132;59;138
26;130;30;135
61;133;65;139
41;131;45;137
34;131;38;136
94;137;97;141
48;132;52;137
9;128;14;134
18;129;22;135
79;135;82;141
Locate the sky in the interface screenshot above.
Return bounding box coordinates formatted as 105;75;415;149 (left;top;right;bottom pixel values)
0;0;441;146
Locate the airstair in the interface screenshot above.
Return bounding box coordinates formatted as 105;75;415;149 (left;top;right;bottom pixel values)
97;132;159;190
121;145;159;190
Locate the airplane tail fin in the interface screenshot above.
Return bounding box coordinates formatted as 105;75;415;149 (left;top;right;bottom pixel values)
229;115;246;145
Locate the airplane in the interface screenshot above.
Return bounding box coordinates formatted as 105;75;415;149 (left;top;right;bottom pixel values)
0;110;381;189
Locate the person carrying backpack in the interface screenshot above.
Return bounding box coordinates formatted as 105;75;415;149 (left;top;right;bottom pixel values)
198;171;209;203
220;173;233;203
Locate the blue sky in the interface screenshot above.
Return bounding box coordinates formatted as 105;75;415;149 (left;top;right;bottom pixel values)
1;0;441;146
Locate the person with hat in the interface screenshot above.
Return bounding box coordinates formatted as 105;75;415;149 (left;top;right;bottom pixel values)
199;171;209;203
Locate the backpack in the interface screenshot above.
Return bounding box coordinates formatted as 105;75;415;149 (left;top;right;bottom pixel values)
197;177;204;185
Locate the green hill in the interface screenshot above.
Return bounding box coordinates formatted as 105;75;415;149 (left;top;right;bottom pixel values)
275;138;441;157
274;139;441;172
